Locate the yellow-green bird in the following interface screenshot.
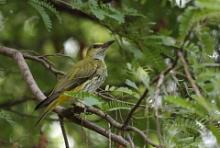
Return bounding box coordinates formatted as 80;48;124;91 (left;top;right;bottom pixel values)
35;40;114;124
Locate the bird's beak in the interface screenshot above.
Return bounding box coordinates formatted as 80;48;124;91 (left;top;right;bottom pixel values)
101;40;115;49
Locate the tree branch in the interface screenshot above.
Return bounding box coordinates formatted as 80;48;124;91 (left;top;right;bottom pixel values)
0;45;161;147
0;98;30;108
122;55;178;128
72;105;160;147
122;89;149;128
49;0;112;31
154;74;165;147
50;0;99;22
96;92;145;108
59;115;70;148
60;109;130;146
0;45;129;147
4;108;59;122
177;50;202;97
0;46;46;101
23;53;65;76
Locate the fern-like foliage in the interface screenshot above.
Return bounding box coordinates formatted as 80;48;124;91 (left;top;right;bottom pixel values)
0;110;16;127
28;0;61;31
179;0;220;41
64;91;103;106
165;96;208;116
71;0;141;24
163;117;205;147
101;100;131;112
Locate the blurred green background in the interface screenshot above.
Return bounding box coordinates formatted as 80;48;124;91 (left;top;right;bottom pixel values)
1;0;220;147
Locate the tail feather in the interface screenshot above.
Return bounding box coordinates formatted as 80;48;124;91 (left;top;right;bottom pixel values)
35;93;58;110
35;99;48;110
35;99;60;126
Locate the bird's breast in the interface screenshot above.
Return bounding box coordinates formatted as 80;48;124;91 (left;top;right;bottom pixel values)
82;66;107;92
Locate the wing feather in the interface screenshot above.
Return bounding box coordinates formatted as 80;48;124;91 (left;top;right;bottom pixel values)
35;58;99;109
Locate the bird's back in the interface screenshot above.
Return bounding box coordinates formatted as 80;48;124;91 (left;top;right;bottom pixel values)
54;57;107;93
35;57;107;110
35;41;112;125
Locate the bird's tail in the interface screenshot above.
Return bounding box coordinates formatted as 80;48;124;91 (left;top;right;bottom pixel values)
35;93;58;110
35;98;60;126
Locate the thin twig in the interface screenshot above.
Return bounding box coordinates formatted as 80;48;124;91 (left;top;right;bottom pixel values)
0;46;46;101
0;98;30;108
23;53;65;76
155;109;163;147
177;50;202;97
97;92;145;108
61;110;130;146
128;126;159;148
37;53;73;60
0;45;159;147
4;108;59;122
108;123;111;148
127;134;135;148
49;0;112;31
154;74;165;147
122;89;149;128
122;55;178;128
0;45;129;147
72;105;160;147
59;115;70;148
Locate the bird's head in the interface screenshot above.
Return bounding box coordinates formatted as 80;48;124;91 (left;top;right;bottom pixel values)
86;40;114;60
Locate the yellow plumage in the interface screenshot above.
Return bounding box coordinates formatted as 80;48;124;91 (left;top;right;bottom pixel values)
35;40;114;125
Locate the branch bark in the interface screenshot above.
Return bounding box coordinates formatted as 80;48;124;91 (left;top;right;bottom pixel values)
177;50;202;97
59;115;70;148
49;0;111;30
122;55;178;128
23;53;65;76
0;45;129;147
73;105;160;147
0;46;46;101
50;0;99;22
0;45;162;147
0;98;30;108
122;89;149;128
60;109;130;146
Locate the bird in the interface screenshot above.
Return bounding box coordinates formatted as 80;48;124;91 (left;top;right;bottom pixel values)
35;40;114;124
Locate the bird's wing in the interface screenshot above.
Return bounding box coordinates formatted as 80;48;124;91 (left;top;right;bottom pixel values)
53;58;99;93
35;58;99;110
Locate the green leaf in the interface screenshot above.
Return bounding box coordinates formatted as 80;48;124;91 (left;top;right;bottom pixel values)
125;79;138;90
192;95;211;112
136;66;150;87
30;0;61;22
107;106;130;111
29;0;52;31
82;97;102;106
146;35;176;46
161;36;176;46
0;110;16;126
113;87;139;98
165;96;207;116
90;8;105;20
64;91;103;106
71;0;125;24
28;0;61;31
101;101;131;112
115;87;133;95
